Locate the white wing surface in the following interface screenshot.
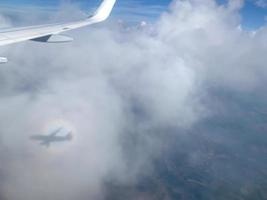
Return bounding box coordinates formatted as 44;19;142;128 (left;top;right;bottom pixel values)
0;0;116;62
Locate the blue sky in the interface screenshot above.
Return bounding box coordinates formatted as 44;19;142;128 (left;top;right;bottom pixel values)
241;1;267;29
0;0;267;29
0;0;171;7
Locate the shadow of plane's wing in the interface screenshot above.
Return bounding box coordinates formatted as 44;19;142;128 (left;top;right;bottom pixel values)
40;141;50;148
49;127;63;137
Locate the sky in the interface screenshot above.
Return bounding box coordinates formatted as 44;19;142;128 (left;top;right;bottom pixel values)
0;0;267;29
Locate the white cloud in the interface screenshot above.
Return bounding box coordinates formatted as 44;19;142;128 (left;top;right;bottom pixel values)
1;0;267;199
254;0;267;8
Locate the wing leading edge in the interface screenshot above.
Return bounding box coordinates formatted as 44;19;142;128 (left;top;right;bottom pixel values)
0;0;116;47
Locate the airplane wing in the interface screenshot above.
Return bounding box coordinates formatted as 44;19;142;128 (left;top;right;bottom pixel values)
0;0;116;63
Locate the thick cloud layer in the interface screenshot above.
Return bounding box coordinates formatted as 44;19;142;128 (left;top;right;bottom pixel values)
1;0;267;199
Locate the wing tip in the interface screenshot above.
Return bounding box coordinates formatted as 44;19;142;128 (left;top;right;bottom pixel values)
90;0;116;22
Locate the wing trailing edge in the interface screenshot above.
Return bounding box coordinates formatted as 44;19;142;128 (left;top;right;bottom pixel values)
31;34;73;43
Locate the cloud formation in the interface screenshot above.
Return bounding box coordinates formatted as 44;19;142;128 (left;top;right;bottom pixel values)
254;0;267;8
1;0;267;199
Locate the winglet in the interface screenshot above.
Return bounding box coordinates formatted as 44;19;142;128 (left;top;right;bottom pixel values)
90;0;116;22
